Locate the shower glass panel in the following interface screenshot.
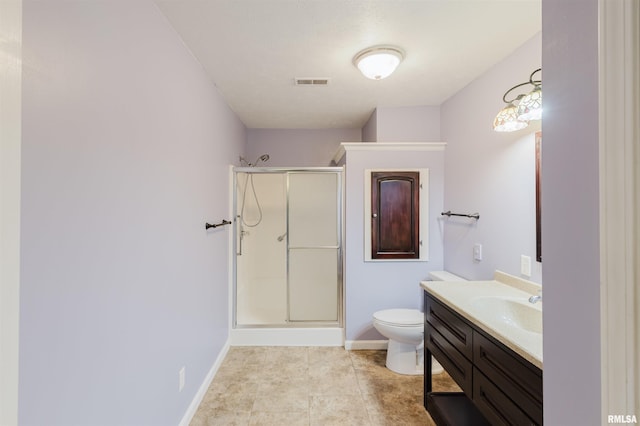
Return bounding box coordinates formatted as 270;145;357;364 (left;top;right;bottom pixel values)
234;168;342;328
288;249;338;321
235;172;287;325
288;172;339;322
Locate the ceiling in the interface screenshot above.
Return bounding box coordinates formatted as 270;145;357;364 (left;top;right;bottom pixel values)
154;0;541;129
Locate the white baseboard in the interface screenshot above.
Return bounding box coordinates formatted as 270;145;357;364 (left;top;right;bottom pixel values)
179;340;230;426
345;339;388;350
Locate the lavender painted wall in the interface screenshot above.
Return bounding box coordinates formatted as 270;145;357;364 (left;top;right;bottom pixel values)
541;0;601;423
19;1;245;425
376;106;441;142
361;110;377;142
247;128;361;167
344;147;445;341
441;33;542;283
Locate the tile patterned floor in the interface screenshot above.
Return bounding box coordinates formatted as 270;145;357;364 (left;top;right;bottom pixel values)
190;347;460;426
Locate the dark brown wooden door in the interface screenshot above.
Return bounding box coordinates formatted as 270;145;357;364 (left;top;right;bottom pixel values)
371;171;419;259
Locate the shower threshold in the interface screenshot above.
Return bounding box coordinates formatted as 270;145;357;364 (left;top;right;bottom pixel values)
229;327;344;346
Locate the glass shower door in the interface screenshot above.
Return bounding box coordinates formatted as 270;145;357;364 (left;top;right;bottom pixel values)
287;172;340;322
235;172;287;325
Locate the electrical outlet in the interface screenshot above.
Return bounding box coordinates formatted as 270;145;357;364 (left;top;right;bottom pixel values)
473;243;482;261
521;255;531;277
179;366;185;392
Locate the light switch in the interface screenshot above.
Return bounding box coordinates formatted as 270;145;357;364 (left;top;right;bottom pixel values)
521;255;532;277
179;366;185;392
473;244;482;261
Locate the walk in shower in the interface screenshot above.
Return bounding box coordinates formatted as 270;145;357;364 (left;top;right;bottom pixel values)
231;166;343;345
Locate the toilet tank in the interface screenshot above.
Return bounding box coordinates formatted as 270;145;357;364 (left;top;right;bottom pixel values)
428;271;466;282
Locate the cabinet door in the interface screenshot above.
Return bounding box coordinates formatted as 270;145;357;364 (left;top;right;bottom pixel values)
426;326;473;394
473;332;543;423
473;368;538;426
371;171;419;259
426;296;474;359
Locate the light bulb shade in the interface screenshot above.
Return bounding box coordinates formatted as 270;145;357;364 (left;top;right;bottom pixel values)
353;46;404;80
517;86;542;121
493;103;529;132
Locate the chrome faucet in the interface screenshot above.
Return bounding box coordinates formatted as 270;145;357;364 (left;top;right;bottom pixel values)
528;290;542;304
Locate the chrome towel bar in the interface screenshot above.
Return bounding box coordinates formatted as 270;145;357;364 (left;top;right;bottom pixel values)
205;219;232;230
441;211;480;220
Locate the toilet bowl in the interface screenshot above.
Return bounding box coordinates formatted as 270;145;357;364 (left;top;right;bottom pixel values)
372;271;464;375
373;308;443;375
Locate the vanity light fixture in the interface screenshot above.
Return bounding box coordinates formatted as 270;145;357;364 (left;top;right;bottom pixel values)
517;80;542;121
493;100;529;132
353;45;404;80
493;68;542;132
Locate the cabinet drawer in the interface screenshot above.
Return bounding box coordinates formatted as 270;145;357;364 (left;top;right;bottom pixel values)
473;368;538;426
474;332;543;424
426;327;473;394
426;296;473;359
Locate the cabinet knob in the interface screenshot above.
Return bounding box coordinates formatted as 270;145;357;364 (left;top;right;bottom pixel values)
372;213;377;218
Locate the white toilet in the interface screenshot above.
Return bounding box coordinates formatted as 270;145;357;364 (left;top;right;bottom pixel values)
373;308;429;375
372;271;466;375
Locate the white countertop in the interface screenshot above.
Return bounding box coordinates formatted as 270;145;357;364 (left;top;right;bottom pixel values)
420;271;543;369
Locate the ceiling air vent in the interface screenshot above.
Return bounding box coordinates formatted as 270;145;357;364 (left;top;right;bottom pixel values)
294;78;330;86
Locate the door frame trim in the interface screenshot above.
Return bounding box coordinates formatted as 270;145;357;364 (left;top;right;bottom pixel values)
0;1;22;424
599;0;640;419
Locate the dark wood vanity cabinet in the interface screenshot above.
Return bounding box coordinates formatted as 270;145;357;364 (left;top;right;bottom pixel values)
425;297;474;395
424;292;543;426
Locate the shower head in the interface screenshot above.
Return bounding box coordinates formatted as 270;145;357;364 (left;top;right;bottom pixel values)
239;154;270;167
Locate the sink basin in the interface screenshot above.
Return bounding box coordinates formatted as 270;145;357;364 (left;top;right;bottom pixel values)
470;297;542;334
421;274;543;368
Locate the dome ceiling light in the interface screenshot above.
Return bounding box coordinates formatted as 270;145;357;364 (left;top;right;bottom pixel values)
353;45;405;80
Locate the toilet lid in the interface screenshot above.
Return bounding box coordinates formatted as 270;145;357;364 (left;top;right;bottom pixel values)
373;309;423;326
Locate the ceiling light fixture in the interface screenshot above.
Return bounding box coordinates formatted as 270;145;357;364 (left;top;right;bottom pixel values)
493;68;542;132
353;45;405;80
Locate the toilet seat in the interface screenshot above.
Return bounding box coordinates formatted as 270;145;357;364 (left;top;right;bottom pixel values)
373;309;423;327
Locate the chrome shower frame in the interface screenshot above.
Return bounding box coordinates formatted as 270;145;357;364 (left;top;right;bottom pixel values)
232;166;344;329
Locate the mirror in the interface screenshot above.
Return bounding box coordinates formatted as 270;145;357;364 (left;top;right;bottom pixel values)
535;131;542;262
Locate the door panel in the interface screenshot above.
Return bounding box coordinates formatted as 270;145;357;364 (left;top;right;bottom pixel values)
371;171;419;259
288;248;338;321
288;173;338;247
288;172;340;322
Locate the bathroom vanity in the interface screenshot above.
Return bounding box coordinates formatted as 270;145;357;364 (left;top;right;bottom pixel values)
421;272;543;425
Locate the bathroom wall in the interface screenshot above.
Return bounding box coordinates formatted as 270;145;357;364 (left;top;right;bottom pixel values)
441;33;542;283
246;128;361;167
360;106;441;143
361;109;377;142
19;1;245;425
376;106;441;142
541;0;601;423
344;146;445;342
